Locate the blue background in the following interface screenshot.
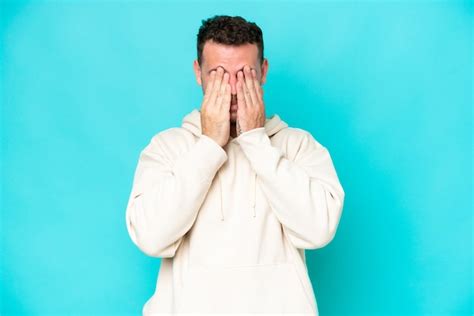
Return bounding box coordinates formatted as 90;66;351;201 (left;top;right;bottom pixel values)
1;0;472;315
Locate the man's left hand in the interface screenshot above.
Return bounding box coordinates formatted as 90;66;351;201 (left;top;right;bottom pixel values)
236;65;266;136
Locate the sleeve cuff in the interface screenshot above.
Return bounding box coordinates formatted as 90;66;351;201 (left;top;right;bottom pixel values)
235;127;271;147
193;134;228;180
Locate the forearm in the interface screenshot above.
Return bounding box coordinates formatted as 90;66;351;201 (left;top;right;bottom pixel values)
236;128;345;249
126;134;227;257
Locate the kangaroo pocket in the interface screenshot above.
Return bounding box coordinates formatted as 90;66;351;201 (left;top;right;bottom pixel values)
174;262;313;313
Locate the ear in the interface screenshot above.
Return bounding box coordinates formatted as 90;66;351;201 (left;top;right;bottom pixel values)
193;59;202;86
260;58;269;86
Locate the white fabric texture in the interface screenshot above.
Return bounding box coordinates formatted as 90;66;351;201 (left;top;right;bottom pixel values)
125;108;345;315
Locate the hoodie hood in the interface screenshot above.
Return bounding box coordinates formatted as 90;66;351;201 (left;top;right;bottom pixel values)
181;108;288;221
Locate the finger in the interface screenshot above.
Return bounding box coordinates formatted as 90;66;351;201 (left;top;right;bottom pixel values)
251;68;262;100
216;72;229;108
241;69;253;107
203;70;216;104
208;67;225;107
214;66;225;92
236;71;247;108
243;66;258;107
205;70;216;94
220;82;231;110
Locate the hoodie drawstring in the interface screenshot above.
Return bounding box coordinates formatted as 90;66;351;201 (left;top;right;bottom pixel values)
216;170;257;221
250;170;257;218
217;172;225;221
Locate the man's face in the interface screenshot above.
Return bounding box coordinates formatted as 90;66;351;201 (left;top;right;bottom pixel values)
193;40;269;123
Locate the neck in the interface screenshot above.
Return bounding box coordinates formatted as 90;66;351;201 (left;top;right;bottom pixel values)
230;122;237;138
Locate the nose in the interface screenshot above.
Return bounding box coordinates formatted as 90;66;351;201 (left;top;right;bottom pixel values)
229;73;238;95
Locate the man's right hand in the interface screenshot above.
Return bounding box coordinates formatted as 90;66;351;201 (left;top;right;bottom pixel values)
201;66;231;147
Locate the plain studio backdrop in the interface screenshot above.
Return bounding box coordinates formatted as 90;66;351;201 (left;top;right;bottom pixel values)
1;0;471;315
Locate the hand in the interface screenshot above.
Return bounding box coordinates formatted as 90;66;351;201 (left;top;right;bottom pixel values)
201;66;232;147
236;65;266;136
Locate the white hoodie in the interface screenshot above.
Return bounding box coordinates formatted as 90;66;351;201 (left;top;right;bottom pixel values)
125;108;345;315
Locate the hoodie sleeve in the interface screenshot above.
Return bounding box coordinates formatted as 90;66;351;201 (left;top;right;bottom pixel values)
236;127;345;250
125;130;228;258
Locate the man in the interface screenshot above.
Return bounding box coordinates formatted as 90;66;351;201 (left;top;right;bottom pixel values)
125;15;345;315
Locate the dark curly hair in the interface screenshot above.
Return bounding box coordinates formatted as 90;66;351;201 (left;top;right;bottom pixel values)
196;15;264;66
